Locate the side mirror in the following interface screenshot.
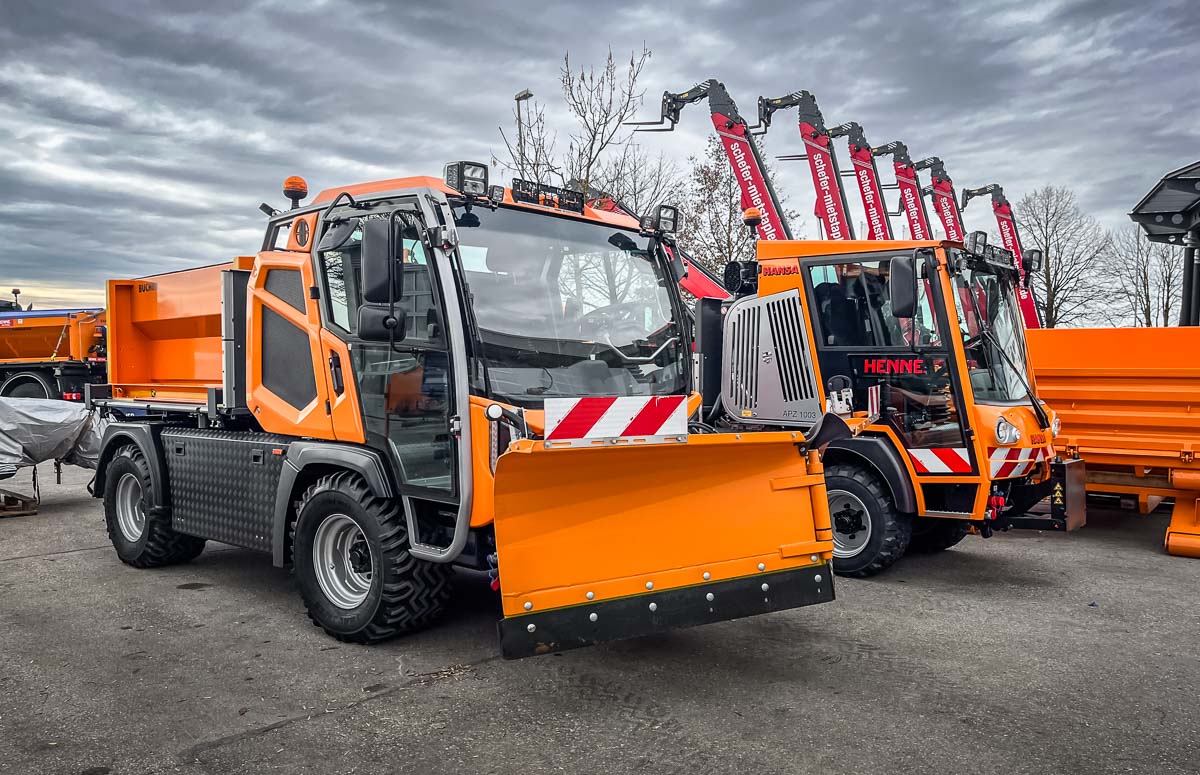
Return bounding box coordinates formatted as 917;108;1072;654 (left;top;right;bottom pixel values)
357;304;407;342
361;218;397;304
1022;248;1043;275
889;254;917;319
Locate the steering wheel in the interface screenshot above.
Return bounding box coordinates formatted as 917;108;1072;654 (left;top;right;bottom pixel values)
578;302;648;340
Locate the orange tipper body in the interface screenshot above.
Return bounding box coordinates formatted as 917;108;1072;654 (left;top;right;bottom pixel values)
1029;327;1200;557
91;169;836;658
749;238;1069;526
0;306;106;399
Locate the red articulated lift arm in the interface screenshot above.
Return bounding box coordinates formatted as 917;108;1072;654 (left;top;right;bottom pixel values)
763;91;856;240
629;79;793;242
872;141;934;240
827;122;895;240
961;184;1042;328
914;157;966;242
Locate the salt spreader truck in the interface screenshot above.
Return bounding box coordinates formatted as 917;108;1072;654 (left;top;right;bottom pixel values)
87;167;840;658
0;300;105;400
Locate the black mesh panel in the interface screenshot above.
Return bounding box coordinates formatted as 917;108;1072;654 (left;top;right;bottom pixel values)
264;269;306;313
262;306;317;408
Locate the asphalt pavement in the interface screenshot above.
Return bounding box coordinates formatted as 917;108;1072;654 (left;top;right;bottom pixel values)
1;463;1198;775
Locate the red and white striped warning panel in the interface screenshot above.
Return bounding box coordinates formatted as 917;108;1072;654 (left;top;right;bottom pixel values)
866;385;881;424
543;396;688;447
907;447;973;474
987;446;1050;478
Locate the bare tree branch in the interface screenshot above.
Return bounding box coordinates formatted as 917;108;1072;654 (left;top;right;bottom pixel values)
494;99;561;186
677;136;800;277
560;46;651;197
1015;185;1109;327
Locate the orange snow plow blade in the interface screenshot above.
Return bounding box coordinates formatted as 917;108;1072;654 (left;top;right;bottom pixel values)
492;431;835;658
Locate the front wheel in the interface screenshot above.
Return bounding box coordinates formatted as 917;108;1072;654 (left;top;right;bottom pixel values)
292;471;452;643
825;463;912;578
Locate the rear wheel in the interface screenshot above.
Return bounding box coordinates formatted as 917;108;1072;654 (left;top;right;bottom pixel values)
2;372;51;399
908;518;970;553
825;463;912;577
292;471;451;643
103;446;206;567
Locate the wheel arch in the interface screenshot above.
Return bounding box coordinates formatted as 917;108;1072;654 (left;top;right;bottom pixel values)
0;369;55;398
822;436;918;515
93;423;168;511
272;442;395;568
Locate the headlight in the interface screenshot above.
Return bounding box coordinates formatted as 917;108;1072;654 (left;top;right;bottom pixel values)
995;417;1021;445
1051;416;1061;438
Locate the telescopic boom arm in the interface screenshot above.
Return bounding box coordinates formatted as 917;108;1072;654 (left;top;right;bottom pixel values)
961;184;1042;328
764;91;856;240
872;140;934;240
629;80;793;241
827;122;895;240
914;157;966;241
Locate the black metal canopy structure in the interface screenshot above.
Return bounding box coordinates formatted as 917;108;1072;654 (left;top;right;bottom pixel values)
1130;160;1200;325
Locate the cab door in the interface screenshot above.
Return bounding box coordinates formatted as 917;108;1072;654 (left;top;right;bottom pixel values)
313;202;462;501
802;252;975;474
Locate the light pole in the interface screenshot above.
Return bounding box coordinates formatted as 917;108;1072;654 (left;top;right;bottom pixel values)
514;89;533;179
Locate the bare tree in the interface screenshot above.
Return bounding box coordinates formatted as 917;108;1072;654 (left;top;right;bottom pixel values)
677;136;799;277
590;143;684;217
1014;185;1109;327
1099;225;1184;326
495;99;560;185
560;47;651;197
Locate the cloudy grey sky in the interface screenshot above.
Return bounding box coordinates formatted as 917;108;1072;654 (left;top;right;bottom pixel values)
1;0;1196;307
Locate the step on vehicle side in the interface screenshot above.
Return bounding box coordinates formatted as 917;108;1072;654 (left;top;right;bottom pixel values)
88;167;839;658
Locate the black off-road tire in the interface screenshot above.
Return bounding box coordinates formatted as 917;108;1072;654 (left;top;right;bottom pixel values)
2;372;51;399
103;446;206;567
907;518;971;554
291;471;452;644
825;463;912;578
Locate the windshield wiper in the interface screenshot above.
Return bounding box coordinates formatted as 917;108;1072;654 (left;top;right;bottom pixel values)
599;335;680;365
979;328;1049;430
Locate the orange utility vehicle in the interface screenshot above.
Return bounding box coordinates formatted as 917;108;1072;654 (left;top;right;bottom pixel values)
696;229;1083;576
630;80;1082;576
1028;328;1200;557
1026;162;1200;558
87;166;840;658
0;302;106;400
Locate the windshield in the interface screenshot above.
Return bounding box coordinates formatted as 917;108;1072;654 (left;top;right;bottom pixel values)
950;253;1030;403
452;205;687;406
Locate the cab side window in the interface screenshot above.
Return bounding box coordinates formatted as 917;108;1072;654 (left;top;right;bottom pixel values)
317;223;441;347
807;261;906;348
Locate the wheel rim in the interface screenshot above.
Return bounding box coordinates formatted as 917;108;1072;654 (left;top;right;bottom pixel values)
312;514;374;610
115;473;146;542
828;489;872;559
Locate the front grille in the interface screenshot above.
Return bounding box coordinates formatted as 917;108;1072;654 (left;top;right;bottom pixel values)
766;294;818;405
726;303;761;411
720;289;823;427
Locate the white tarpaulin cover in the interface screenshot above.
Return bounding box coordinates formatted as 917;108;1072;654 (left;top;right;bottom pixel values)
0;398;109;471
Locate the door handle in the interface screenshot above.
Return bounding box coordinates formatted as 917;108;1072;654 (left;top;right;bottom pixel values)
328;351;345;395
